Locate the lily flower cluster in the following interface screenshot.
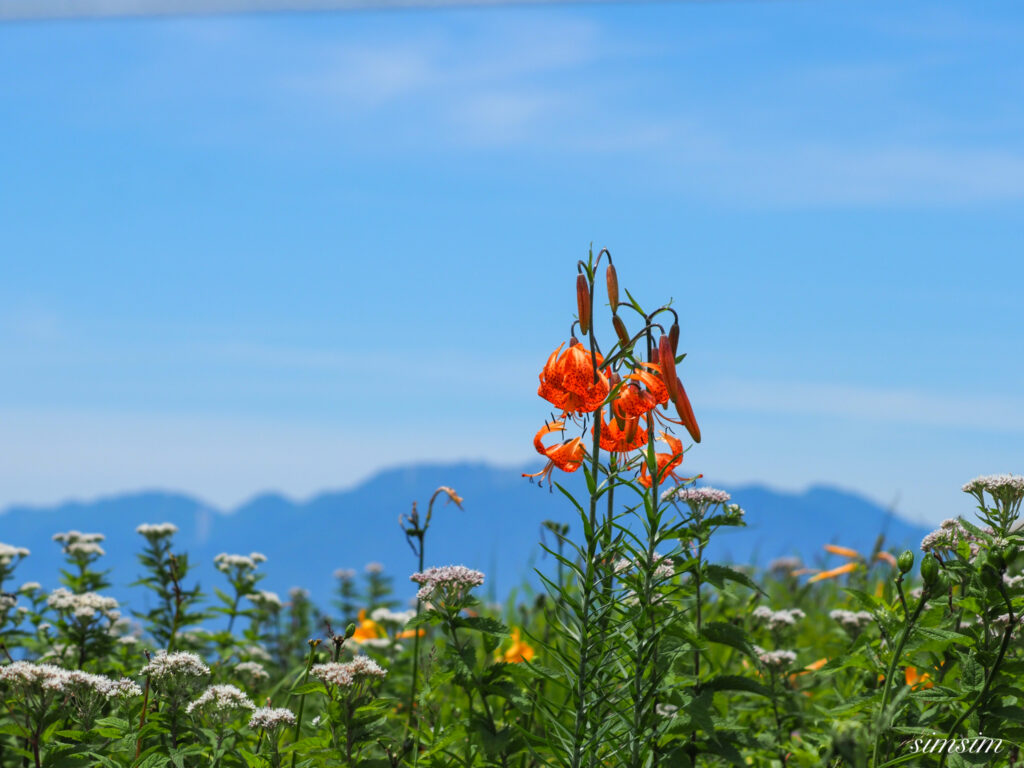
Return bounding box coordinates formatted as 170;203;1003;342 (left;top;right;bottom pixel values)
523;256;700;489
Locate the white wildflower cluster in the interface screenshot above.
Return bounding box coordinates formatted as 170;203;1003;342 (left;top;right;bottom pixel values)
991;613;1016;631
312;656;387;688
752;606;805;631
655;703;679;718
0;543;31;567
0;662;141;699
0;593;16;612
135;522;179;540
365;562;384;574
333;568;356;581
243;645;272;662
250;706;296;731
963;474;1024;500
1004;574;1024;590
19;582;41;594
768;557;803;575
666;487;732;506
920;518;977;554
47;588;120;622
247;590;282;610
185;684;255;716
214;552;266;576
829;609;874;631
370;607;416;626
410;565;484;603
289;587;310;601
235;662;269;682
141;650;211;681
53;531;106;559
613;553;675;581
724;503;745;518
753;646;797;670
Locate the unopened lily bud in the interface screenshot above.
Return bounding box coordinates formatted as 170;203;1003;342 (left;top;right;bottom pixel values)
920;554;939;585
576;274;591;335
612;315;630;348
669;323;680;355
672;385;701;444
606;264;619;313
345;623;357;639
658;336;679;402
897;550;914;574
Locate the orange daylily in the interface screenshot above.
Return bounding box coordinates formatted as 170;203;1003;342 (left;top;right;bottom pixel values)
537;342;609;415
523;421;586;485
824;544;862;559
875;551;898;567
806;562;858;583
395;627;426;640
596;413;648;454
499;628;536;664
905;666;934;690
788;658;829;688
638;432;694;488
350;609;386;644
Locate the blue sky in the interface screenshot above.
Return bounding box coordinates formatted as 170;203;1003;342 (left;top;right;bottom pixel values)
1;0;1023;526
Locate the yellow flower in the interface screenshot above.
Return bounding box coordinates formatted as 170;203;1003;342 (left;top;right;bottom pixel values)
499;628;535;664
350;609;386;644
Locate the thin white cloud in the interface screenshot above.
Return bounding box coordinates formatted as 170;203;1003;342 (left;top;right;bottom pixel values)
702;378;1024;434
0;407;529;510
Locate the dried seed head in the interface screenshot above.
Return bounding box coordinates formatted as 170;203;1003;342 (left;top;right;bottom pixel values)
606;264;619;313
576;274;591;335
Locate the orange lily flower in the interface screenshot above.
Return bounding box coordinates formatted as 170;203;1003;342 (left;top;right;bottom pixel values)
596;413;648;454
499;628;536;664
824;544;862;559
537;342;609;415
624;362;699;443
905;666;933;690
523;421;586;485
638;432;692;488
350;609;386;644
617;369;670;419
807;562;858;583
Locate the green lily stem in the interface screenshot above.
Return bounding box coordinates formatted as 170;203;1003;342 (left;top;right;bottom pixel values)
872;586;928;765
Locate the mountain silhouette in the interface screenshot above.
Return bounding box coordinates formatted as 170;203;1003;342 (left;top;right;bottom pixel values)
0;462;931;611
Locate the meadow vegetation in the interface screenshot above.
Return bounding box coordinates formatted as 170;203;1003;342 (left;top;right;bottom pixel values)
1;252;1022;767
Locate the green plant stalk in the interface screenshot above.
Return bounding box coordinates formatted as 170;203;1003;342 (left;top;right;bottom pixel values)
408;530;425;768
290;642;318;768
872;586;927;765
937;585;1017;768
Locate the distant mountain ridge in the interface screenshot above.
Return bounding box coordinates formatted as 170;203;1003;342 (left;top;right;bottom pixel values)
0;463;931;609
